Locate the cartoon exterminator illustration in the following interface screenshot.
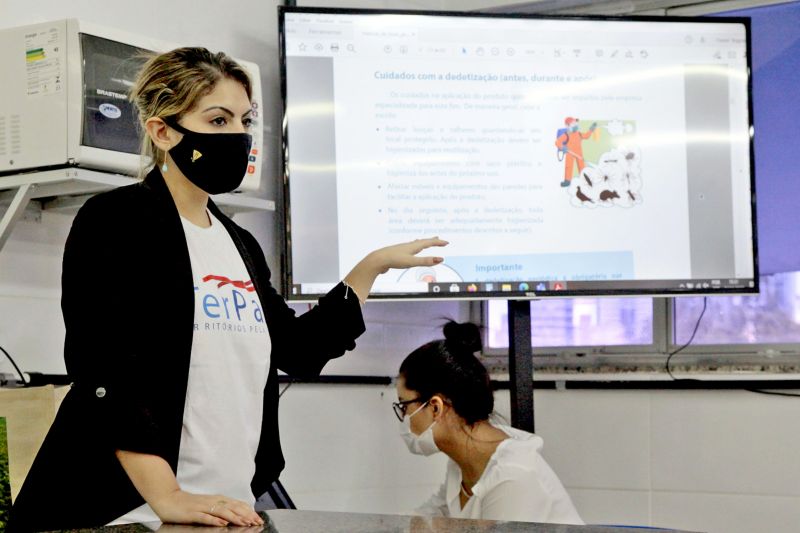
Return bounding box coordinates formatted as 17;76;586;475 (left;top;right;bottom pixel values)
556;117;597;187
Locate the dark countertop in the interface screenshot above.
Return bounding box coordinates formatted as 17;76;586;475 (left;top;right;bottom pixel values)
49;509;699;533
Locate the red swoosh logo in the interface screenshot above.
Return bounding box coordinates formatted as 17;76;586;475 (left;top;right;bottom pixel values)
202;275;256;292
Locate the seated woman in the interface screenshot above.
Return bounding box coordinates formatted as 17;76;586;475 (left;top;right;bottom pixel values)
394;321;583;524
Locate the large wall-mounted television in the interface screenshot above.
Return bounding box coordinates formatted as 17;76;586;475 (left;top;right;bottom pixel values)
279;7;756;301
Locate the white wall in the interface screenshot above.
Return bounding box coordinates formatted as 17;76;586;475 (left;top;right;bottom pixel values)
279;385;800;533
2;2;799;533
535;388;800;533
0;209;71;375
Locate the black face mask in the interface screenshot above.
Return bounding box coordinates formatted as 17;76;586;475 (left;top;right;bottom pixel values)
164;118;253;195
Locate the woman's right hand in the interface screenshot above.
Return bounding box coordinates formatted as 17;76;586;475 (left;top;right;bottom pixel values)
151;490;264;527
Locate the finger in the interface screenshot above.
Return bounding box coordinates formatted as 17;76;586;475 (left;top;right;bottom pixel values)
404;239;447;256
413;237;449;250
202;495;261;526
413;256;444;267
226;498;261;518
212;506;250;527
227;500;264;525
191;512;228;527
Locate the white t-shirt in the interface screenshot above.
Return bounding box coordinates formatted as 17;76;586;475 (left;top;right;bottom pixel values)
111;210;271;525
415;422;583;525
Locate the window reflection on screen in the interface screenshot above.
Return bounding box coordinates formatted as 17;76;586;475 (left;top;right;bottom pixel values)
487;297;653;348
675;272;800;345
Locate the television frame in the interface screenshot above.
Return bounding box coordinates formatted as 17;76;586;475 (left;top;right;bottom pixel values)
278;6;758;301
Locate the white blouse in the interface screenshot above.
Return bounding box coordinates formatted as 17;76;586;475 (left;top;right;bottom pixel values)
414;422;583;524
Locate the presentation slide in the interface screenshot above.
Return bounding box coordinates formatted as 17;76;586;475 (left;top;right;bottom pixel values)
282;11;756;299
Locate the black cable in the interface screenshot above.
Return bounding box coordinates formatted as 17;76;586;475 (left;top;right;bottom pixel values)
745;389;800;398
665;296;707;380
663;297;800;393
279;382;292;398
0;344;28;387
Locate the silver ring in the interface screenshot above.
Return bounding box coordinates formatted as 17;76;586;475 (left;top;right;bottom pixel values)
210;500;226;514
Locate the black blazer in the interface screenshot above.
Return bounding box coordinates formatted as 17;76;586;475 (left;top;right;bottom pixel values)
9;169;365;532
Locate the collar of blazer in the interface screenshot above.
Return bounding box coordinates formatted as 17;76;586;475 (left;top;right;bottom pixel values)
139;166;266;325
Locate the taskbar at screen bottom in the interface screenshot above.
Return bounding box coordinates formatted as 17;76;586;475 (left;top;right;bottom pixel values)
290;278;757;299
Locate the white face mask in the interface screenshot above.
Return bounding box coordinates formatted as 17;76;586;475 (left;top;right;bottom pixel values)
399;401;440;456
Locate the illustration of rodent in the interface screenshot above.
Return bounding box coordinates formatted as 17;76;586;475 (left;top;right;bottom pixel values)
576;186;594;203
599;190;620;201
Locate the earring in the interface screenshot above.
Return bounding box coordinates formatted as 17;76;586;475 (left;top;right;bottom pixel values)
161;153;168;173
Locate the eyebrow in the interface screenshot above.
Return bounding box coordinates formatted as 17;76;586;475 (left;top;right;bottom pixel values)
201;105;252;118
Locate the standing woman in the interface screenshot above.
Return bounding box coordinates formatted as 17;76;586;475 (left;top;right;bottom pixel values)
10;47;446;532
395;322;582;524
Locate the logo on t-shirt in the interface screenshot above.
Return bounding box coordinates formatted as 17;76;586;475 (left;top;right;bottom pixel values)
194;274;265;334
203;274;256;292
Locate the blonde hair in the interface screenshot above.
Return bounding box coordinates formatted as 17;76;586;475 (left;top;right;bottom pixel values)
129;47;252;178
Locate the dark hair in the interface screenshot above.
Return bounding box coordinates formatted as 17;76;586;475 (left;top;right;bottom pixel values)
399;321;493;425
